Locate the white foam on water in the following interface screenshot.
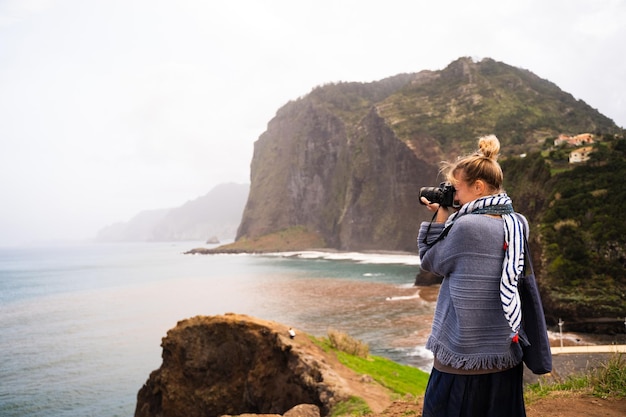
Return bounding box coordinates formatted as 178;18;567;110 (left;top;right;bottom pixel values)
385;291;422;301
407;345;434;372
265;250;421;266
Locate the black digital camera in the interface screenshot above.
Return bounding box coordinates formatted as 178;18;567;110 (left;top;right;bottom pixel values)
419;182;459;208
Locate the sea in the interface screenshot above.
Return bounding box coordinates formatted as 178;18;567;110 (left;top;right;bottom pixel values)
0;241;435;417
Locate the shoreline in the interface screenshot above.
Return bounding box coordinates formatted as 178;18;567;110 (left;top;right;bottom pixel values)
184;246;418;256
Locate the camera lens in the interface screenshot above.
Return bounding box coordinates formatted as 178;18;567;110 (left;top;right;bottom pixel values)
419;187;442;205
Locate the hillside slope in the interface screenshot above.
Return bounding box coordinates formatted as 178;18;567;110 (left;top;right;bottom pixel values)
236;57;619;252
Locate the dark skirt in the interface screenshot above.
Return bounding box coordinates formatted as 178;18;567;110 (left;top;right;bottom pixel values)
422;363;526;417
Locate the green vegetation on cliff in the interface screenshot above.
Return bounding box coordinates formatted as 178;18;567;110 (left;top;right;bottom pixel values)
501;136;626;331
313;331;429;398
378;58;617;159
538;138;626;329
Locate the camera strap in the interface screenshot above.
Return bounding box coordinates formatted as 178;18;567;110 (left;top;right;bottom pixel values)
422;208;454;246
422;202;513;246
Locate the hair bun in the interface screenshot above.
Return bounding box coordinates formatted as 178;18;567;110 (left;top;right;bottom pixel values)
478;135;500;160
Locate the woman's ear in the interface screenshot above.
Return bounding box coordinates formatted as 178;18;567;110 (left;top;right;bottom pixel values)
473;180;486;195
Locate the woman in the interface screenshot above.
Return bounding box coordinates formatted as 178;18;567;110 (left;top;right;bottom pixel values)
418;135;528;417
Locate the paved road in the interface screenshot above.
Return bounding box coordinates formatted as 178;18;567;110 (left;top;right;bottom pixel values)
551;344;626;354
523;344;625;385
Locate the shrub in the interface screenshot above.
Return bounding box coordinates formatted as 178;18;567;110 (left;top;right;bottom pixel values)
591;353;626;398
327;328;369;358
525;353;626;402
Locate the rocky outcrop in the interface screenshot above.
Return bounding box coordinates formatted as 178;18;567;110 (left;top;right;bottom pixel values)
135;314;392;417
414;270;443;286
237;98;437;252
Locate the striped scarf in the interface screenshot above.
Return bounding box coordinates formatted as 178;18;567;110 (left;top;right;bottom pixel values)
444;193;525;333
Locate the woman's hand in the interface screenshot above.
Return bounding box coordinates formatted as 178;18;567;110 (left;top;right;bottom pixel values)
420;196;439;212
420;196;452;223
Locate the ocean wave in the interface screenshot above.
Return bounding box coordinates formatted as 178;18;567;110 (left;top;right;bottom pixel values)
407;345;434;372
385;291;421;301
381;345;433;372
265;250;421;266
407;345;434;360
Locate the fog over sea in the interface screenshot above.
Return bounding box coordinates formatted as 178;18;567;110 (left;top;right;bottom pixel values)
0;242;435;417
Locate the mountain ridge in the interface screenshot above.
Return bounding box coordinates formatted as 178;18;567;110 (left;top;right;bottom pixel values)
95;182;249;242
235;56;619;252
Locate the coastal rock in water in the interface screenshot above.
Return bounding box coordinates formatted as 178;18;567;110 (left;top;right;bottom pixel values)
135;314;391;417
206;235;220;244
414;270;443;286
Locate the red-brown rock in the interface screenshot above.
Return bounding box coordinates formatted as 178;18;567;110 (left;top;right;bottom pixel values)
135;314;391;417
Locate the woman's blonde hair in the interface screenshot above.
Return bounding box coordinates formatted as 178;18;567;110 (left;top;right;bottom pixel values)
444;135;503;192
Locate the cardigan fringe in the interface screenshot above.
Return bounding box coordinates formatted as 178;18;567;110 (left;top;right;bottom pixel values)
426;339;523;371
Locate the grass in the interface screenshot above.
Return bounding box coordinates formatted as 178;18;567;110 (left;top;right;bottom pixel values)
525;353;626;403
592;353;626;398
335;350;429;397
329;396;372;417
204;226;327;252
524;374;589;403
309;330;626;417
312;331;430;398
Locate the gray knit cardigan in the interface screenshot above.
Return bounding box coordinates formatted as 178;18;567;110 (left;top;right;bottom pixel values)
418;214;525;371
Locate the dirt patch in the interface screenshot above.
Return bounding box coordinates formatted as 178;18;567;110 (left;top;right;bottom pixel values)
526;393;626;417
366;394;626;417
368;398;423;417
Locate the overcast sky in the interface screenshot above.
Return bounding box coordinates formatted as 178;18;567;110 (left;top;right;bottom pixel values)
1;0;624;246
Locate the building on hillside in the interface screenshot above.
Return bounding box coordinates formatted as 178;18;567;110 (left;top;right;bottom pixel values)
555;133;595;147
569;146;594;163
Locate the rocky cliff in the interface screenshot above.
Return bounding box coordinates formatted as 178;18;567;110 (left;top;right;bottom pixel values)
237;99;437;252
235;57;619;252
135;314;392;417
